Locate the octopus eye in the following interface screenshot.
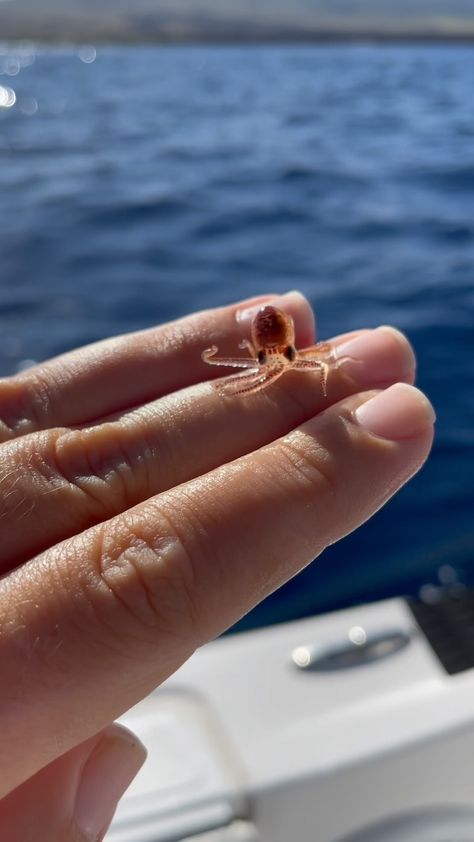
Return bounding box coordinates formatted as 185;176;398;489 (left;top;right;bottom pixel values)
258;349;267;365
284;345;296;362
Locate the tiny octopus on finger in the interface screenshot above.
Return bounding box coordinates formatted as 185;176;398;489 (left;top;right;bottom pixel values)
202;305;349;397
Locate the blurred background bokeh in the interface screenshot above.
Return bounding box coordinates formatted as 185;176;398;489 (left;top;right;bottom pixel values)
1;1;473;632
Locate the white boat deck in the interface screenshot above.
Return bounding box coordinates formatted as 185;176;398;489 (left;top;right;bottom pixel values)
106;597;474;841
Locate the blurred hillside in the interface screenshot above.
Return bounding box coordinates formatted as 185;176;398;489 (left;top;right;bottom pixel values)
1;0;474;41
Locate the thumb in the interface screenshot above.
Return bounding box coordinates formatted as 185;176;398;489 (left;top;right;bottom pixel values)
0;724;146;842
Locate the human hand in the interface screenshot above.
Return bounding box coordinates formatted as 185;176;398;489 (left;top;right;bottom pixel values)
0;292;434;841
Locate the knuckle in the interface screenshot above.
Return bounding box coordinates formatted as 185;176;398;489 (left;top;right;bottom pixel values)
121;409;168;493
50;424;156;518
85;511;201;650
278;433;339;501
0;377;45;441
0;442;34;524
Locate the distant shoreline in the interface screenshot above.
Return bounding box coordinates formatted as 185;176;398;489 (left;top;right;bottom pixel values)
2;12;474;47
2;32;474;46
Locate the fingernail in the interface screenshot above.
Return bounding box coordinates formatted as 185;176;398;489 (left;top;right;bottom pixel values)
233;293;277;319
355;383;436;440
335;326;416;386
75;725;147;841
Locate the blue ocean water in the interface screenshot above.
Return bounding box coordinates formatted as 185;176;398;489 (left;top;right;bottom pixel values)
0;43;473;631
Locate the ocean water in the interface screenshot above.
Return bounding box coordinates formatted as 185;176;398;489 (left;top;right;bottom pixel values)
0;43;473;631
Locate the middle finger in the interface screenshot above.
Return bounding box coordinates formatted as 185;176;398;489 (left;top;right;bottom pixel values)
0;326;414;571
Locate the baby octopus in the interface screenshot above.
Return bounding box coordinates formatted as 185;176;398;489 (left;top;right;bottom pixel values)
202;304;345;397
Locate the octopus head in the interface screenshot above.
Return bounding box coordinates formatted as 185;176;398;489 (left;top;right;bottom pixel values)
251;305;296;351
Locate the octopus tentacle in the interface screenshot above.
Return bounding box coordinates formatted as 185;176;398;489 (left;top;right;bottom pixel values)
238;339;256;356
292;359;329;396
214;370;266;397
297;342;337;362
201;346;257;369
216;364;285;397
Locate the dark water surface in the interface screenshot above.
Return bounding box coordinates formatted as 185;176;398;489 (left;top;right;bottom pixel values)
1;44;473;630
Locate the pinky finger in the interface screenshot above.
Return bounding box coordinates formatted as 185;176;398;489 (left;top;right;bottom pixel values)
0;725;146;842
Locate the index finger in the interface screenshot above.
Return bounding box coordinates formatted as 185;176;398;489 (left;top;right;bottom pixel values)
0;292;315;441
0;382;434;797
